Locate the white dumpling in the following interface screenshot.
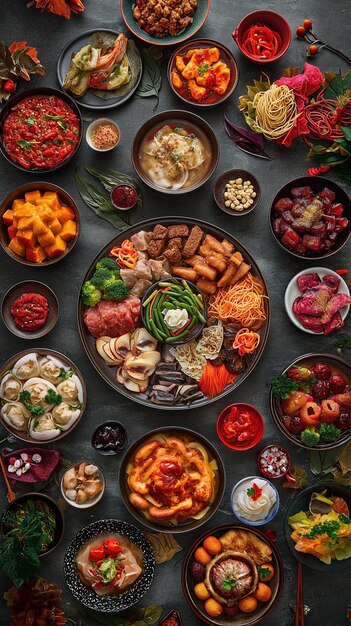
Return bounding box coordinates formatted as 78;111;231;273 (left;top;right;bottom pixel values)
29;412;60;440
13;353;40;380
56;375;83;404
52;402;80;429
39;355;69;384
23;377;56;409
1;402;29;431
0;373;22;401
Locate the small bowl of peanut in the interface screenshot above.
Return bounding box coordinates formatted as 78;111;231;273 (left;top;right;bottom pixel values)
213;169;261;216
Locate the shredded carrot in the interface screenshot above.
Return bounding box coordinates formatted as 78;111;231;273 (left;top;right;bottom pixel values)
208;273;267;330
233;328;261;356
198;362;237;398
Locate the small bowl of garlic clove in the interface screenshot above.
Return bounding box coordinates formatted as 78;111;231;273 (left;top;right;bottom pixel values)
61;460;105;509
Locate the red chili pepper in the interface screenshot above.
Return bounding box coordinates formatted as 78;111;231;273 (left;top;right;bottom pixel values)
336;269;348;275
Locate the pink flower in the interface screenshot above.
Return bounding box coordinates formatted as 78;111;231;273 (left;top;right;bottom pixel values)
274;63;324;147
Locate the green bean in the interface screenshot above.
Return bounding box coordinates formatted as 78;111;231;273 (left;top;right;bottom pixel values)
162;301;177;310
149;318;166;341
198;311;207;324
196;294;204;310
144;302;152;331
142;289;157;307
158;281;181;288
154;307;170;337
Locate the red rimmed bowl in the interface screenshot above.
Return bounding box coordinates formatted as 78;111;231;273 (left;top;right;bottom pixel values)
232;10;291;64
182;522;283;626
217;403;264;451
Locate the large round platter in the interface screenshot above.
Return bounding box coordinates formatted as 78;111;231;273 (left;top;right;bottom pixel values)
64;519;155;611
77;217;270;409
57;29;142;110
0;348;87;444
182;522;283;625
119;426;226;533
270;353;351;450
284;483;351;572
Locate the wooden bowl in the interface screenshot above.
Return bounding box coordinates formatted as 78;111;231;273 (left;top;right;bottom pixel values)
0;181;80;267
214;169;261;216
232;10;291;64
0;348;87;444
168;38;239;108
2;280;59;339
131;110;219;194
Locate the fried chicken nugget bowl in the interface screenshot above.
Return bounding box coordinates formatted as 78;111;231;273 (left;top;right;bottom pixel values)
119;426;225;533
182;523;283;625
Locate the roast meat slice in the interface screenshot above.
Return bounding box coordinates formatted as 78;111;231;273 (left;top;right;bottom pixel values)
325;293;351;317
324;311;344;335
322;274;340;294
294;284;332;316
294;311;325;333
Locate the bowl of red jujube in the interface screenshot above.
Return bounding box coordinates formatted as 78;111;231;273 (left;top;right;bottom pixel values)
270;176;351;259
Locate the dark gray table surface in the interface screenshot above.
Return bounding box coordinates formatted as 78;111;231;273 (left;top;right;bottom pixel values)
1;1;350;624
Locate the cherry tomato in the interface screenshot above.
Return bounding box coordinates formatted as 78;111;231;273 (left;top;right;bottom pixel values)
296;26;306;38
103;539;122;556
3;79;16;93
89;545;106;561
303;19;313;30
308;45;319;56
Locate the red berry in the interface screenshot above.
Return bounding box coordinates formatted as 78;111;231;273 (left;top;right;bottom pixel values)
308;45;319;56
296;26;306;38
312;363;331;380
303;19;313;30
3;79;16;93
329;375;346;394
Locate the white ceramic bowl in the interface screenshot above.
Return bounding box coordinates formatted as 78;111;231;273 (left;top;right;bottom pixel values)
86;118;121;152
61;460;105;509
231;475;280;526
285;267;350;335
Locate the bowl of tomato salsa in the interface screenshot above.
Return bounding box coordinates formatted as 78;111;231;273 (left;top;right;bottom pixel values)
0;87;82;172
217;403;264;450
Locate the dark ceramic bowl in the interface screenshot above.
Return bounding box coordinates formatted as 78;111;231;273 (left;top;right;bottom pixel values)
92;420;128;456
119;426;225;533
232;10;291;63
217;403;264;451
120;0;210;46
182;522;284;626
269;176;351;259
0;181;80;267
214;169;261;216
270;353;351;450
0;348;87;444
140;279;206;345
157;610;183;626
0;87;82;173
168;39;238;107
131;110;219;194
2;492;64;556
285;483;351;571
2;280;59;339
64;518;155;611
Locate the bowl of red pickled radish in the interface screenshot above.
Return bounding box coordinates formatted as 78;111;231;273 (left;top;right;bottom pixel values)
232;10;291;64
217;403;264;451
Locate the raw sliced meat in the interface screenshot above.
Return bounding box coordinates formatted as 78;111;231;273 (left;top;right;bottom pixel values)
297;273;321;292
322;274;340;294
324;311;344;335
83;306;104;338
84;296;141;338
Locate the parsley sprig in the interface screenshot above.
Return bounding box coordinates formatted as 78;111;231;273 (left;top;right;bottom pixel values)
222;577;237;591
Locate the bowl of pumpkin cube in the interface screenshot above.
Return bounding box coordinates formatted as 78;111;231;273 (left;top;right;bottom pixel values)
0;182;80;266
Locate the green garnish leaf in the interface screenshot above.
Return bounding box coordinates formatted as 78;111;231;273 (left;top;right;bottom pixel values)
16;139;39;151
59;367;74;381
339;514;351;524
25;117;35;125
222;577;237;591
76;171;131;231
197;63;212;77
136;47;162;110
54;138;63;146
271;374;299;399
44;388;62;406
247;487;255;497
257;566;271;579
19;390;45;416
45;114;65;120
57;120;68;133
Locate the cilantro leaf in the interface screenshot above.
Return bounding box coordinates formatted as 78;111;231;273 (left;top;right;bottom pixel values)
44;388;62;406
19;390;45;416
222;577;237;591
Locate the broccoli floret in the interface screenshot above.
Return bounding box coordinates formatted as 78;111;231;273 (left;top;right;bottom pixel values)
91;267;116;289
102;280;129;301
96;257;120;276
319;423;342;442
300;427;320;447
271;374;299;399
81;281;101;307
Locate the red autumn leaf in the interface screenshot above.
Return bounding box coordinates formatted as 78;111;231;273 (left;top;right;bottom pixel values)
262;529;277;543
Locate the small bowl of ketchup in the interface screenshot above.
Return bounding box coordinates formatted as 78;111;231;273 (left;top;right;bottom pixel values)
217;403;264;451
2;280;59;340
110;184;138;211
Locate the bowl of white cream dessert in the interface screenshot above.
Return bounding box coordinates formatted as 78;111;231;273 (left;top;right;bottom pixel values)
231;476;279;526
